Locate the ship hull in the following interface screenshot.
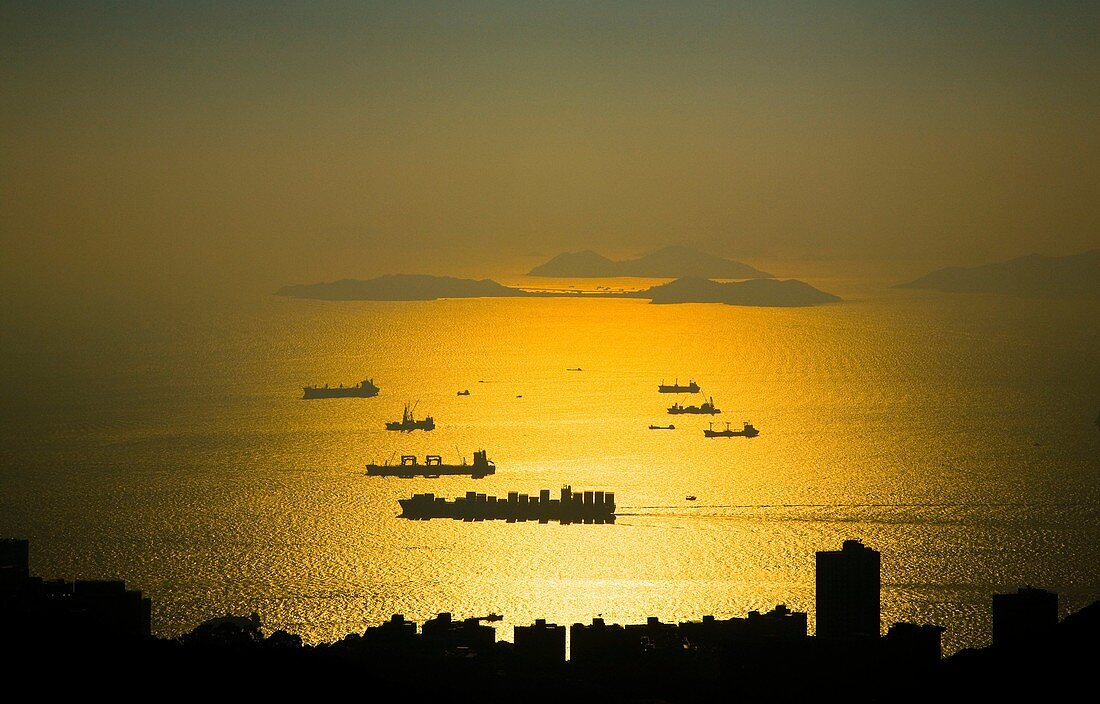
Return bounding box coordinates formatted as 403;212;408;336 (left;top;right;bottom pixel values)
384;421;435;432
303;386;379;399
367;465;493;478
704;425;759;437
658;384;700;394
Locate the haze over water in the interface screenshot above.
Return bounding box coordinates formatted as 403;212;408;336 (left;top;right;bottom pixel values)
2;279;1096;655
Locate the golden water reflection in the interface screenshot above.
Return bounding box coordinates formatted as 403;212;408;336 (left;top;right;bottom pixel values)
1;289;1097;654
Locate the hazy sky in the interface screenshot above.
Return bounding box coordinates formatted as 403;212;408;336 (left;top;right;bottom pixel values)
2;1;1098;301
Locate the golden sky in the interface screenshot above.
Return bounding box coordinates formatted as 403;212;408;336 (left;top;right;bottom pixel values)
2;2;1098;302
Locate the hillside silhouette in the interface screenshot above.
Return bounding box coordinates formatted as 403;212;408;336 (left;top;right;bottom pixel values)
529;245;772;279
900;250;1100;298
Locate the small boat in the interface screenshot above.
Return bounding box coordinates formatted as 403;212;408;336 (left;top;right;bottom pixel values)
567;367;583;372
457;389;470;396
685;495;697;501
648;424;676;430
482;613;504;622
703;421;759;438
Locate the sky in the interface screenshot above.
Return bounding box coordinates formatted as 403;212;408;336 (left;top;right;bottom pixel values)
2;1;1098;305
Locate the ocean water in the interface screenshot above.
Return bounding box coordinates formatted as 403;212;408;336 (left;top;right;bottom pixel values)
1;282;1098;654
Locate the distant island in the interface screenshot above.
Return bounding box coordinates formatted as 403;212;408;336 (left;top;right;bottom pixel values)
277;274;839;307
275;274;534;301
900;250;1100;298
528;245;772;279
624;277;840;307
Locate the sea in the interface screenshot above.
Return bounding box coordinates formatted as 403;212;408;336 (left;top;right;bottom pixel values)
1;274;1097;654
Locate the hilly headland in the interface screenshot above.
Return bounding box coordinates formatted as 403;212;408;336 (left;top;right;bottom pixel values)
900;250;1100;298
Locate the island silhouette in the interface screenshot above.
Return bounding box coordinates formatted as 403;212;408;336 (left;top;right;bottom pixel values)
277;274;839;307
900;249;1100;298
624;276;841;307
528;245;773;279
276;274;531;301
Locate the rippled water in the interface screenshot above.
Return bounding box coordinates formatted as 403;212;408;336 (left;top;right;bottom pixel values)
1;283;1097;653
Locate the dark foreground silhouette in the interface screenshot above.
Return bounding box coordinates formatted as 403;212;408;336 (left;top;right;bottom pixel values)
1;537;1094;701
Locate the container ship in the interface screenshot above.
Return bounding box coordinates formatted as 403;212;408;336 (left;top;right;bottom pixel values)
366;450;495;478
398;485;616;524
302;379;379;399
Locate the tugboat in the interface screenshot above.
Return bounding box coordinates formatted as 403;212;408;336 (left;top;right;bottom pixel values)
703;421;759;438
302;379;379;399
385;403;435;432
481;613;504;622
648;424;676;430
668;397;721;415
658;379;701;394
367;450;494;478
457;389;470;396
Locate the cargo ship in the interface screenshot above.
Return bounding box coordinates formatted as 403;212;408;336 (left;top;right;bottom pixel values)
704;421;759;438
668;397;720;415
658;379;700;394
366;450;495;478
385;403;435;432
399;485;616;524
302;379;379;399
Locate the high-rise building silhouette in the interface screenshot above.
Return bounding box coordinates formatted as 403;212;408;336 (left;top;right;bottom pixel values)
816;539;881;638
